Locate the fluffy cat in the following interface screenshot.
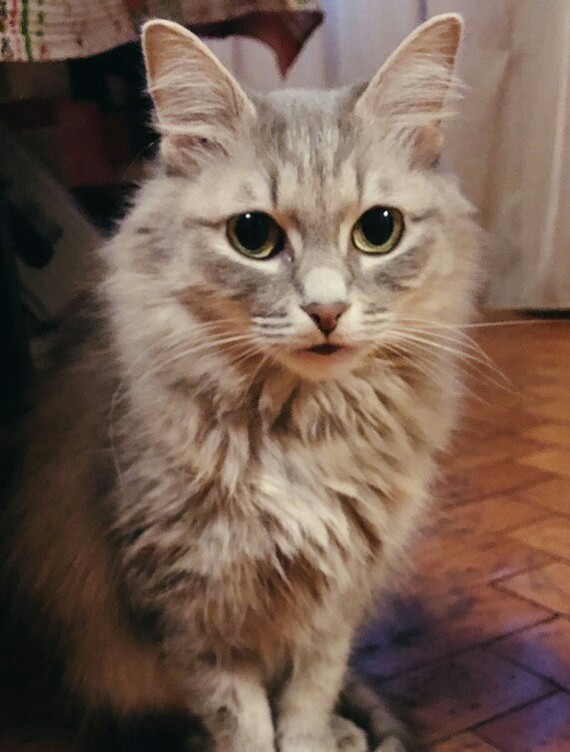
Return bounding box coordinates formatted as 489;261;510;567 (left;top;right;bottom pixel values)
1;14;480;752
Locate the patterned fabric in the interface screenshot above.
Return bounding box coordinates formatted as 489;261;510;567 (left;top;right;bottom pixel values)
0;0;323;73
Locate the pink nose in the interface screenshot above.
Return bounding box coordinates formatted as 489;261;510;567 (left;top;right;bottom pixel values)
302;302;349;336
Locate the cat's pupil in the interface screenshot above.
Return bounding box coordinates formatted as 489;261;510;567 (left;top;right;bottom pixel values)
235;213;271;253
360;207;394;246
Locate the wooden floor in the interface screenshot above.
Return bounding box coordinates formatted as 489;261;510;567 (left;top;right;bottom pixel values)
354;314;570;751
2;313;570;751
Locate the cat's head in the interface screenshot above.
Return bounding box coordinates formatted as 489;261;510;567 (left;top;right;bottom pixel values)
111;15;478;385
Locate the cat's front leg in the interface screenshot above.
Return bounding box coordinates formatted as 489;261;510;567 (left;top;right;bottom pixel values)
276;630;352;752
184;661;275;752
340;671;416;752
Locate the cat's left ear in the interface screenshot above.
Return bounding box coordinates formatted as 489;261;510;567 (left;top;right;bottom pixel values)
142;20;256;171
355;14;463;168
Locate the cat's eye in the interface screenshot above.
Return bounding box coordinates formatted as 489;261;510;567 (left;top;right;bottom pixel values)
352;206;404;255
227;212;285;260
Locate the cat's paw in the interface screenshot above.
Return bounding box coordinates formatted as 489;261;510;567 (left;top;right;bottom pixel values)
373;737;405;752
277;729;335;752
373;733;419;752
330;714;367;752
278;717;367;752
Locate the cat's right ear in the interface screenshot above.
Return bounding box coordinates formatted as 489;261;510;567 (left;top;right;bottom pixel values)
354;14;463;168
142;20;256;171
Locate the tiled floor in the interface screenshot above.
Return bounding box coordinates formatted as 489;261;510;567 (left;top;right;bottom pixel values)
2;313;570;751
354;314;570;751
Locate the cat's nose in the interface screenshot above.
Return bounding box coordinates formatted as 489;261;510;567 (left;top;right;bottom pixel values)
302;302;349;336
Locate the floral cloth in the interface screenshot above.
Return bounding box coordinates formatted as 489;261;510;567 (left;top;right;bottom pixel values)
0;0;323;73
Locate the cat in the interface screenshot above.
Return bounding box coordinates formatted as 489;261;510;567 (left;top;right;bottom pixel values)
0;13;480;752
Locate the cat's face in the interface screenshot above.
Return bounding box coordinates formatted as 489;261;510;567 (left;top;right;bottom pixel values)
113;17;478;385
165;89;475;382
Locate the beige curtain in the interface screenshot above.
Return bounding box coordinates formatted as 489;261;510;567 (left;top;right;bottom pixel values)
433;0;570;308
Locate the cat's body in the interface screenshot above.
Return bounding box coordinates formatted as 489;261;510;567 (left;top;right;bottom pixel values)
1;15;480;752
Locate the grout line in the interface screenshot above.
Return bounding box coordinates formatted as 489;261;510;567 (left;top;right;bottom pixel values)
439;474;563;509
486;646;570;694
427;690;559;749
531;502;570;520
491;585;569;618
477;613;558;650
491;553;566;586
370;615;556;684
469;689;561;743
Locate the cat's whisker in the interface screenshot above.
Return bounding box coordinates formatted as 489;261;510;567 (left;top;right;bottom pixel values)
398;326;502;372
254;333;290;343
158;337;259;368
125;321;253;365
395;317;503;365
127;334;260;385
391;334;484;374
229;348;269;373
251;314;288;323
393;327;494;365
398;316;568;331
243;351;274;387
108;380;128;490
455;319;563;330
396;326;513;389
379;343;449;385
392;333;516;394
223;344;261;366
253;324;293;334
390;330;511;387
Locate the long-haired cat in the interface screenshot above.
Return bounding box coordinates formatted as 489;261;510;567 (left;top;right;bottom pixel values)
1;14;480;752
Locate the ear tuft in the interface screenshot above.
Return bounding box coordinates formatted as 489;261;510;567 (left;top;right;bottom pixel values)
141;20;255;171
355;14;463;167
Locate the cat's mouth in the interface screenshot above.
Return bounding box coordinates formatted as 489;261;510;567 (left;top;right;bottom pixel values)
282;342;362;380
305;344;344;356
296;343;356;360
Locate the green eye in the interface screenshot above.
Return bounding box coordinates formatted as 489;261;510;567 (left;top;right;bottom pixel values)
227;212;285;259
352;206;404;254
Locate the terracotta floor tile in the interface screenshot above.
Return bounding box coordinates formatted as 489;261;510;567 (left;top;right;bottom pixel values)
445;460;556;504
463;409;540;438
490;617;570;690
527;384;570;401
514;477;570;516
519;449;570;477
355;585;551;679
445;435;543;470
477;693;570;752
534;365;570;380
508;516;570;560
529;401;570;423
450;414;520;444
436;474;480;507
379;648;552;744
414;535;555;596
523;423;570;447
431;732;500;751
434;497;549;538
496;562;570;615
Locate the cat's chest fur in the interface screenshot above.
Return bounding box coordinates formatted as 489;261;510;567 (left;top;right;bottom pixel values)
117;361;448;663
